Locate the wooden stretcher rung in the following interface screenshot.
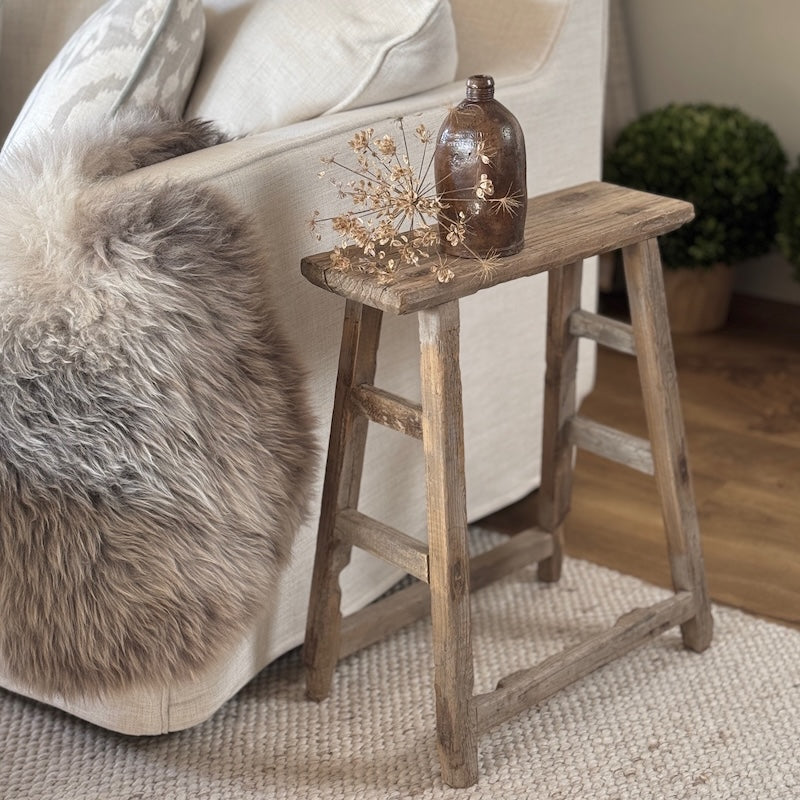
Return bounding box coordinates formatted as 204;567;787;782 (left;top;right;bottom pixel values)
470;526;554;586
474;591;696;734
338;527;555;660
336;508;429;582
567;415;655;475
569;309;636;355
349;384;423;439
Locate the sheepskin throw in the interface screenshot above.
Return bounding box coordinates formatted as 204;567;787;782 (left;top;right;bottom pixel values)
0;112;317;699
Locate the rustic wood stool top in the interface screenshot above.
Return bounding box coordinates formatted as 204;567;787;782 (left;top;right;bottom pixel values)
300;181;694;315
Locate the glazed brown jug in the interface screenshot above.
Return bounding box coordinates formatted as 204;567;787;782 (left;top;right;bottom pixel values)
434;75;527;259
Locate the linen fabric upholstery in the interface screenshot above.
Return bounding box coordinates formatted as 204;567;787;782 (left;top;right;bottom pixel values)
187;0;458;136
1;0;204;157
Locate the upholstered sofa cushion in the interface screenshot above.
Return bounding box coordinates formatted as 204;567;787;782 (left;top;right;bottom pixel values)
1;0;204;156
186;0;458;136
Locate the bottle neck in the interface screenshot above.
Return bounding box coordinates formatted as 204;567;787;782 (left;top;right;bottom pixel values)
465;74;494;102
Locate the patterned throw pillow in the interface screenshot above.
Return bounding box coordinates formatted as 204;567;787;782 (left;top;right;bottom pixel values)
1;0;204;157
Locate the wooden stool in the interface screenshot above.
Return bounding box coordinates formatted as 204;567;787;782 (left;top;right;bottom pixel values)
300;182;713;788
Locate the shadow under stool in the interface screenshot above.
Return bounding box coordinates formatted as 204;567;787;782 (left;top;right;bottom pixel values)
300;181;714;788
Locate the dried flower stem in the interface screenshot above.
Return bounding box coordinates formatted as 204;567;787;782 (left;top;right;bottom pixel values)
310;116;521;284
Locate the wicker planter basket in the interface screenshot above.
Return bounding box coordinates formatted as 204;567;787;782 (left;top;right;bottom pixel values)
663;262;734;333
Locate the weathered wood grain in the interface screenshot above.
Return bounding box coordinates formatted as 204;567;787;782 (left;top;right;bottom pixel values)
622;239;714;652
300;182;694;315
418;300;478;788
474;591;696;734
335;508;429;582
569;308;637;355
303;301;383;701
567;415;654;475
349;384;423;439
338;526;554;660
537;260;583;582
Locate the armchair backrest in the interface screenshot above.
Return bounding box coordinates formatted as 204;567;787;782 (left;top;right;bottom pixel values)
1;0;576;148
450;0;569;81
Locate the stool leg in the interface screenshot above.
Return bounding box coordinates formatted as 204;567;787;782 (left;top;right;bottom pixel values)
419;300;479;788
304;301;383;700
538;259;584;582
622;239;714;652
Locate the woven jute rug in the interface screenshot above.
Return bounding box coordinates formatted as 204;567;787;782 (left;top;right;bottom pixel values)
2;531;799;800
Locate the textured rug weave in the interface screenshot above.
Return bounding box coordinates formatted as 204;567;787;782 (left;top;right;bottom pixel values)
2;532;799;800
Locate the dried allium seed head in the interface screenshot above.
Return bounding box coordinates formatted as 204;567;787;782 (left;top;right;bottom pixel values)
373;134;397;157
348;128;374;152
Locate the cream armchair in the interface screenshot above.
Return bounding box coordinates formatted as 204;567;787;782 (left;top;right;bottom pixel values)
0;0;607;733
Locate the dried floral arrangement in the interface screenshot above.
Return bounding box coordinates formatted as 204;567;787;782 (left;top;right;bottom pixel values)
309;116;522;284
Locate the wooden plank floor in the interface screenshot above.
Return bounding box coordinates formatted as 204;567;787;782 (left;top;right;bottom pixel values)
483;295;800;630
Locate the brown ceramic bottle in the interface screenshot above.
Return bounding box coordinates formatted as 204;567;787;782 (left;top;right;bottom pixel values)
435;75;527;259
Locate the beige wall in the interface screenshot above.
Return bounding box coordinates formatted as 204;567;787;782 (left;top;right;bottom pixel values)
621;0;800;302
624;0;800;160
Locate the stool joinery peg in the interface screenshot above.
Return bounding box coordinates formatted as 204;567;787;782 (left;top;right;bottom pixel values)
301;181;713;788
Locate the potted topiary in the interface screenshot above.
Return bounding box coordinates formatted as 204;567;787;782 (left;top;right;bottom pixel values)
777;157;800;282
604;103;787;332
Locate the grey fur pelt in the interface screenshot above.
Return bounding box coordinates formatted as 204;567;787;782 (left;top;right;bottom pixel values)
0;111;317;699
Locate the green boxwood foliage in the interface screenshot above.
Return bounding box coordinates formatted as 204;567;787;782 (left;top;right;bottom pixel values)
777;158;800;281
605;103;787;269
